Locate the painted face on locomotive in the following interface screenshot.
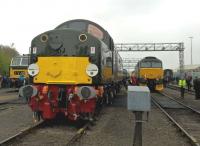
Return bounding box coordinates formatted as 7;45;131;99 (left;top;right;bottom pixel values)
30;29;113;85
31;29;101;57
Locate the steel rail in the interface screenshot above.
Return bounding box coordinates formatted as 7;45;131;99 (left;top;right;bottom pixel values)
0;102;9;105
151;97;200;146
0;121;45;146
6;89;19;93
160;92;200;115
0;98;26;105
0;104;11;111
0;120;90;146
66;122;90;146
167;84;195;95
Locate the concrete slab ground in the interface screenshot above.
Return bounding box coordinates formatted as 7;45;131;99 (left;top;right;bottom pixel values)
75;90;190;146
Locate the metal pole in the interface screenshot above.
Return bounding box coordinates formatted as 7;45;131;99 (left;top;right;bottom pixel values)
189;37;193;65
133;111;143;146
179;43;184;77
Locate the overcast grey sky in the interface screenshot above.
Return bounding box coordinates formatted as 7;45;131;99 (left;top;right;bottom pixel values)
0;0;199;69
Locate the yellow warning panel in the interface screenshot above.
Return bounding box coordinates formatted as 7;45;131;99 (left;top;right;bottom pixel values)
34;57;92;84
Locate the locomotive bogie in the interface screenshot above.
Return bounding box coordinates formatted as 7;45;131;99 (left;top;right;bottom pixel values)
27;84;104;121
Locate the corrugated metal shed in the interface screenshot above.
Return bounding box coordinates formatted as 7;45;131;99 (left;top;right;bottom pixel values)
173;64;200;78
174;64;200;72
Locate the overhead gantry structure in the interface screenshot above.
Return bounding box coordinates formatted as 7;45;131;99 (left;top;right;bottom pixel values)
115;43;185;74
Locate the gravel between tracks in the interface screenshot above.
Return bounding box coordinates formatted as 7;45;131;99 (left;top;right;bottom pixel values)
143;106;190;146
10;121;81;146
164;88;200;111
73;91;190;146
0;88;19;103
0;104;34;142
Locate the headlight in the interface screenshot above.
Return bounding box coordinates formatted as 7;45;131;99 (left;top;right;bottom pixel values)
40;34;48;43
19;85;38;98
81;87;91;98
28;64;39;77
86;64;98;77
79;34;87;42
77;86;96;100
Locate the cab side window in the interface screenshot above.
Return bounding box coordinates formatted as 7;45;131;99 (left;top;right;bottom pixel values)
106;57;112;67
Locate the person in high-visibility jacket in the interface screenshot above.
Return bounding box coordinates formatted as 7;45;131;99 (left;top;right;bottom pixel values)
178;77;187;98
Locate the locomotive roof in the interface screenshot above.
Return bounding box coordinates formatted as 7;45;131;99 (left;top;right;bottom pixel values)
12;54;29;58
55;19;113;45
55;19;107;33
164;69;173;71
144;56;156;59
140;56;162;62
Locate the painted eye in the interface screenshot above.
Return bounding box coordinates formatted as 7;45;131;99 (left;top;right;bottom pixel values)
86;64;98;77
79;34;87;42
28;64;39;77
40;34;48;42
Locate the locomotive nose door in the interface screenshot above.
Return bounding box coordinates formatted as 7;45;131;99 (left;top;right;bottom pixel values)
32;57;92;85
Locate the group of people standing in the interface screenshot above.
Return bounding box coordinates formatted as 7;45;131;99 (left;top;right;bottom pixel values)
0;75;10;88
0;74;26;89
129;71;200;100
193;77;200;99
178;75;200;100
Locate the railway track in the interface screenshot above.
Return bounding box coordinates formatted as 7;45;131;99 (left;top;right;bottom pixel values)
167;84;195;95
0;121;45;146
66;122;90;146
0;104;13;111
0;99;26;112
0;91;21;105
6;89;19;93
0;100;22;105
0;88;18;94
151;92;200;146
0;119;90;146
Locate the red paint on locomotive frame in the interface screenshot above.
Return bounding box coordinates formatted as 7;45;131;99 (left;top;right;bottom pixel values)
28;85;98;121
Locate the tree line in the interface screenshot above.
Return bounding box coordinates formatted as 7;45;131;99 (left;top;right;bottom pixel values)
0;44;19;75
